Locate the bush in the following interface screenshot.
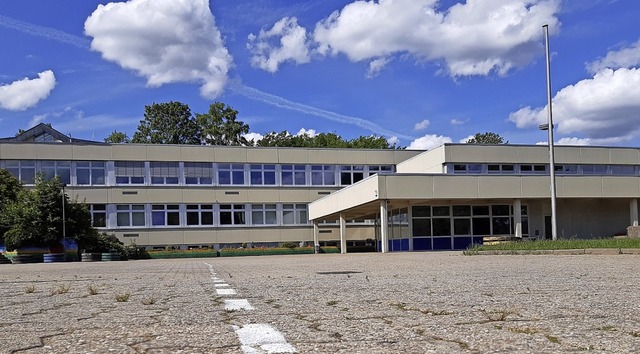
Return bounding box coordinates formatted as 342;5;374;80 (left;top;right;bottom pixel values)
281;242;298;249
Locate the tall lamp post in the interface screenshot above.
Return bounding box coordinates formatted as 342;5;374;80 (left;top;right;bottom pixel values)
61;183;66;239
539;24;558;241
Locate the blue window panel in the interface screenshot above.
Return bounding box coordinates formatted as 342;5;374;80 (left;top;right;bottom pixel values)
400;238;409;251
391;239;401;251
433;237;453;250
453;237;473;250
472;237;484;245
413;237;432;251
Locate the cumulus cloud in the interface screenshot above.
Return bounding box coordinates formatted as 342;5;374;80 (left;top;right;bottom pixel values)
587;39;640;74
243;132;264;145
407;134;452;150
450;118;468;125
556;137;592;146
509;68;640;141
413;119;430;131
84;0;232;98
295;128;317;137
312;0;560;77
387;136;399;146
248;17;310;73
459;135;475;143
366;57;392;78
0;70;56;111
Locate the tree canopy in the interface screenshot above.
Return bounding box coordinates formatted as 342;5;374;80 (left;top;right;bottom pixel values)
104;131;131;143
0;174;99;251
196;102;249;146
466;132;508;144
132;102;201;144
257;131;397;149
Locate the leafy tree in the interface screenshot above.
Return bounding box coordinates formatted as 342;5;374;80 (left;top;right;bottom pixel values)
0;169;23;244
1;175;97;251
466;132;508;144
132;102;201;144
257;131;396;149
196;102;249;146
104;131;131;143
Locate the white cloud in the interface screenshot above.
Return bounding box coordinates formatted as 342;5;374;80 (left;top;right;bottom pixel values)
450;118;468;125
387;136;399;146
556;137;592;146
587;39;640;74
313;0;560;77
407;134;452;150
295;128;317;137
459;135;475;143
509;68;640;142
248;17;310;73
413;119;430;131
29;114;47;127
84;0;232;98
243;132;264;145
366;57;392;78
0;70;56;111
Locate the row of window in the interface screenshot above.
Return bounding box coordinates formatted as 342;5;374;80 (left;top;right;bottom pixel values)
0;160;392;187
447;163;640;176
90;203;309;228
411;204;528;237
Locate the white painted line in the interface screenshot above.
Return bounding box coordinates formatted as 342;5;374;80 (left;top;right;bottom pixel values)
216;288;237;295
214;283;230;287
213;279;226;283
224;299;254;311
233;324;296;353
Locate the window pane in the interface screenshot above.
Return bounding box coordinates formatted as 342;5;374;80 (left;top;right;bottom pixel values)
132;212;145;226
432;206;450;217
167;212;180;225
412;219;431;236
432;219;451;236
117;213;130;226
77;170;90;185
187;212;199;225
454;219;471;235
283;210;294;224
201;212;214;225
412;206;430;218
452;206;470;217
473;218;490;235
220;212;232;225
252;211;264;224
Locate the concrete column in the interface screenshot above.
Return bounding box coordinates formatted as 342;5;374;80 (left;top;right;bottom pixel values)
631;199;639;226
339;214;347;254
408;205;414;251
380;200;389;253
313;221;320;254
514;199;522;238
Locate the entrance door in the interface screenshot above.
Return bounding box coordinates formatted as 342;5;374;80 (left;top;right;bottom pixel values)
544;216;552;240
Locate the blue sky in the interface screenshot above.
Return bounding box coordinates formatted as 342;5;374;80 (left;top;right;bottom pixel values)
0;0;639;149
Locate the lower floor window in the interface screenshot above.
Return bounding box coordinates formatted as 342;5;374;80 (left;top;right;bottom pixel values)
152;204;180;226
220;204;246;225
116;205;145;227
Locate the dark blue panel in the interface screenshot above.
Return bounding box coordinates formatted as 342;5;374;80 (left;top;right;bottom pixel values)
413;237;432;250
472;237;484;245
453;237;473;250
401;238;409;251
433;237;453;250
392;239;401;251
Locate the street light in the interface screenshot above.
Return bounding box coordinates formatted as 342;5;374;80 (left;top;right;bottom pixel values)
542;24;558;241
61;183;66;239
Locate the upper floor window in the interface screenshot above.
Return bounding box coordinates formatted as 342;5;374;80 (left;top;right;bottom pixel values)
76;161;105;185
340;165;364;185
150;162;179;184
582;165;607;175
311;165;335;186
368;165;393;176
218;164;245;185
40;160;71;185
184;162;213;185
115;161;145;184
5;160;36;184
453;164;482;174
281;165;306;185
610;165;636;175
555;165;578;175
487;164;515;174
250;164;276;185
520;164;547;174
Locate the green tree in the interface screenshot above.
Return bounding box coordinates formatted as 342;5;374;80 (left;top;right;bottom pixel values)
0;169;23;244
466;132;508;144
196;102;249;146
104;131;131;143
347;135;395;149
257;131;396;149
132;102;201;144
1;175;97;251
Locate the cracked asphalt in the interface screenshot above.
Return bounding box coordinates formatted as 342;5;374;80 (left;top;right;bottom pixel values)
1;252;640;353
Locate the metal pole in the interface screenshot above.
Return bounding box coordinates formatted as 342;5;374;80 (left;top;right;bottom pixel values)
62;184;66;239
543;24;558;241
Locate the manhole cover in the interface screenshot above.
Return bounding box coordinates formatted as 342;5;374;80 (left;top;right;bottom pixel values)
316;271;363;275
